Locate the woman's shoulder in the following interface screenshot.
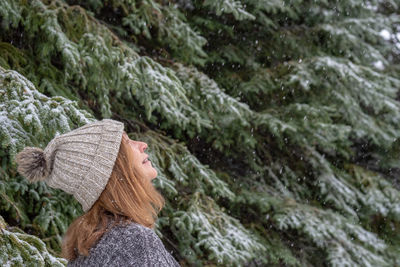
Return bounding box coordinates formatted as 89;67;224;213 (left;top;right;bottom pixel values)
66;222;150;266
106;221;161;247
104;221;181;266
68;221;180;267
116;221;156;236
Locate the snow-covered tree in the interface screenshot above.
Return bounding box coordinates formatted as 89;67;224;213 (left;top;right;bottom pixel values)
1;0;399;266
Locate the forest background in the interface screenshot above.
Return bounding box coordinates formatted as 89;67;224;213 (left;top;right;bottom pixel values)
1;0;400;266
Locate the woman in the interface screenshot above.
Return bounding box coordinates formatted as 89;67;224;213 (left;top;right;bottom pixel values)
15;119;180;266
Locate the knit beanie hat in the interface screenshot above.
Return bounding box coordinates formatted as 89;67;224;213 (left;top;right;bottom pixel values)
14;119;125;212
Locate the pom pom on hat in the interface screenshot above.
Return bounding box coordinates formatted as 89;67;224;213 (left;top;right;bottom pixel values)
15;147;50;182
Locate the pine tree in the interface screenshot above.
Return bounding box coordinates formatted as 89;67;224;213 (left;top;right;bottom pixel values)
1;0;400;266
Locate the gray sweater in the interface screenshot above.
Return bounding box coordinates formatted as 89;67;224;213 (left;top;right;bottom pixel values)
67;221;181;267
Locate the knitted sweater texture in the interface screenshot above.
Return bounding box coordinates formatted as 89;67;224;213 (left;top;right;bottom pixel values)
67;222;181;267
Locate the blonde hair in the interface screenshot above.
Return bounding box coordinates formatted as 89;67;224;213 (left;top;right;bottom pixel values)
61;131;165;261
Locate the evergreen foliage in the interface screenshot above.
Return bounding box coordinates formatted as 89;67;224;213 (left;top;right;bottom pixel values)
0;215;67;266
0;66;93;259
1;0;400;266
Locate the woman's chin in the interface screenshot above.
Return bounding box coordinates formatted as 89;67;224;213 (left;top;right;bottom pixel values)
150;169;158;180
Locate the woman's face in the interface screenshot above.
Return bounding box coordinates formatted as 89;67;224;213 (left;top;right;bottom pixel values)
122;132;157;181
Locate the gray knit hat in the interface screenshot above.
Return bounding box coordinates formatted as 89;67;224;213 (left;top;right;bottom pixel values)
14;119;125;212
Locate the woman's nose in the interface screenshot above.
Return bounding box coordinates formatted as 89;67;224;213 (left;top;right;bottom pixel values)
132;141;147;152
